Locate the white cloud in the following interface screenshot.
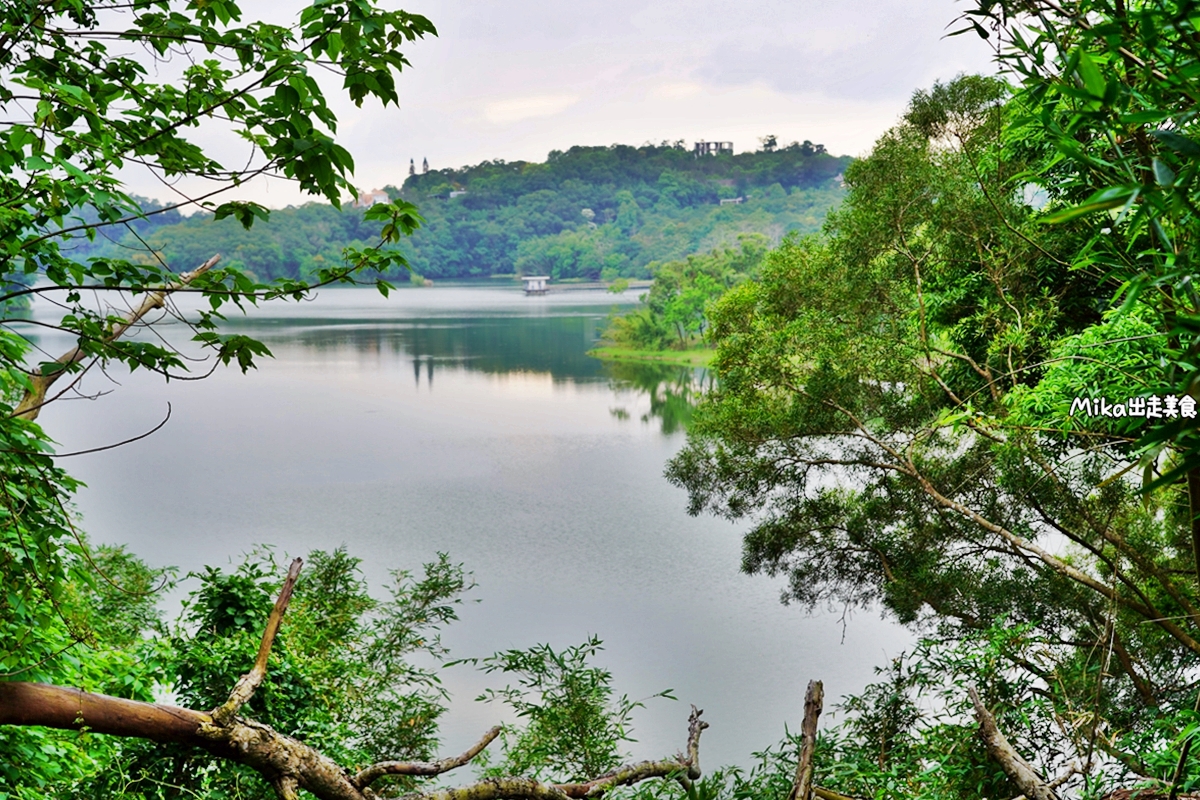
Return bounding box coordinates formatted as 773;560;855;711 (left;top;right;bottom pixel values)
112;0;1000;208
483;94;581;124
653;82;703;100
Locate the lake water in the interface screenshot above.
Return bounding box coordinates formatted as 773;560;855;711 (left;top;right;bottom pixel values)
28;284;911;771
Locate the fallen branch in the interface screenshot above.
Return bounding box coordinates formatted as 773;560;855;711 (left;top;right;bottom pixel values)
404;708;707;800
0;560;712;800
13;254;220;421
354;726;503;788
969;687;1060;800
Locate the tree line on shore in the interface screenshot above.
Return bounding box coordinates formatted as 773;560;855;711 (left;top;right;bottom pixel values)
62;144;846;287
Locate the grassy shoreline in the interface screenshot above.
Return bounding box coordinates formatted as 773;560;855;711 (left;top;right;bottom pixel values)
588;345;714;367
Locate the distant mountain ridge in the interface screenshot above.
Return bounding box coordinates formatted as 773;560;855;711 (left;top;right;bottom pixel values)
82;141;850;282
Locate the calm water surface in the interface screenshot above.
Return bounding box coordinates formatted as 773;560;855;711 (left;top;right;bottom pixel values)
30;284;911;770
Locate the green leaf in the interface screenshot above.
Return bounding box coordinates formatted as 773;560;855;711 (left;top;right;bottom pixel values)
1153;157;1176;187
1040;185;1137;224
1076;51;1106;99
1152;129;1200;157
213;201;271;230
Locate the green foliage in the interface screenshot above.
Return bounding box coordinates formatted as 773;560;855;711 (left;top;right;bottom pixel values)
956;0;1200;480
44;548;472;800
665;71;1200;794
75;147;844;284
0;0;433;790
0;536;175;799
603;234;769;350
462;636;671;783
394;145;845;280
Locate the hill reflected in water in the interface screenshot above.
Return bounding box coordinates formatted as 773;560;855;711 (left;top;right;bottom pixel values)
225;295;712;433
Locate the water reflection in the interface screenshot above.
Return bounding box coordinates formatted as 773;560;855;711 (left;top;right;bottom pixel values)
21;283;710;431
233;312;711;430
605;361;713;434
30;286;912;771
240;314;611;383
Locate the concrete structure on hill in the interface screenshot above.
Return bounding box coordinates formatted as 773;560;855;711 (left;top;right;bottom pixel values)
693;140;733;157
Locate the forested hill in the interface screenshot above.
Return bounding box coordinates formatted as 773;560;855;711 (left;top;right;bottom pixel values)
85;141;850;282
394;142;849;279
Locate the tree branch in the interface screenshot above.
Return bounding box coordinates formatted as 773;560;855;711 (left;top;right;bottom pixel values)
0;681;708;800
212;556;303;726
0;681;209;742
788;680;823;800
354;726;503;788
12;254;221;421
969;687;1060;800
274;776;301;800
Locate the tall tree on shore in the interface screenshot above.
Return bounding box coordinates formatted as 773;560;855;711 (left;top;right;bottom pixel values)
668;68;1200;792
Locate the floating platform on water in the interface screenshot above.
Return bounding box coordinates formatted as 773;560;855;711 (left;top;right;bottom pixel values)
522;275;549;295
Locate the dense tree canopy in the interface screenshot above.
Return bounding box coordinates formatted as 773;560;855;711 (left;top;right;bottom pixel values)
397;143;846;280
602;234;770;351
667;7;1200;791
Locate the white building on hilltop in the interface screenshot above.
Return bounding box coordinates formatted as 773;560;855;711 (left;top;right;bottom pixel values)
354;188;389;208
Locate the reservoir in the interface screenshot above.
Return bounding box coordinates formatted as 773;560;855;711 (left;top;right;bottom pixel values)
30;284;911;771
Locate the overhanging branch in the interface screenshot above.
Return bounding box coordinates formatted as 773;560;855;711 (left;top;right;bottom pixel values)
12;254;221;421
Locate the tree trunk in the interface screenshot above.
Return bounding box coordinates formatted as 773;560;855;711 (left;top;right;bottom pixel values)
789;680;823;800
1;558;711;800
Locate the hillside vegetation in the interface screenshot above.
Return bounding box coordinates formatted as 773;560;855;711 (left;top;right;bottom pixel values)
82;142;848;282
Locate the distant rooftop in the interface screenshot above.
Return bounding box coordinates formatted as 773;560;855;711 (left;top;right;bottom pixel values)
693;140;733;157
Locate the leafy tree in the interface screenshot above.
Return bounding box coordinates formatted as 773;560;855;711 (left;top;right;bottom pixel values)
59;549;471;800
0;0;428;793
463;636;672;784
955;0;1200;480
603;234;769;350
393;144;847;280
666;73;1200;794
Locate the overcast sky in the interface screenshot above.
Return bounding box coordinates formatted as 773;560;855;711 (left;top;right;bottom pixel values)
133;0;999;208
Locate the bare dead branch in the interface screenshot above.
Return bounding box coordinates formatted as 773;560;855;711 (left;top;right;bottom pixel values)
0;681;209;742
684;703;708;778
969;687;1060;800
788;680;823;800
212;557;303;725
354;726;503;788
12;254;221;421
